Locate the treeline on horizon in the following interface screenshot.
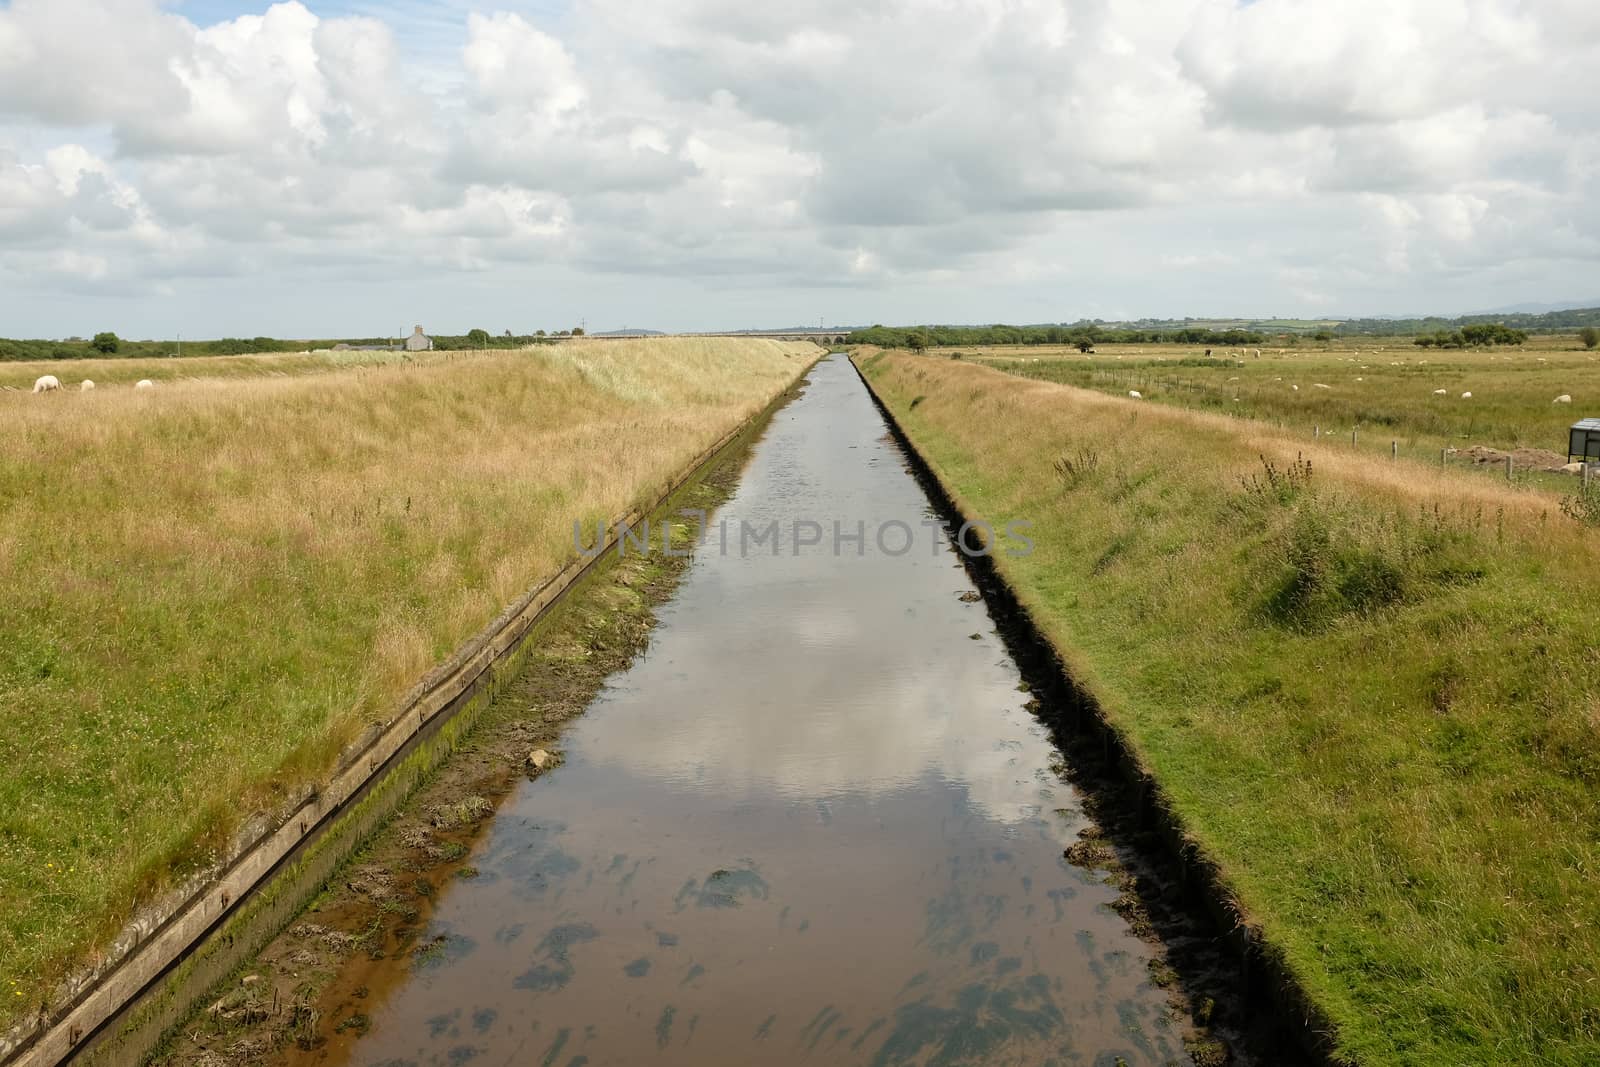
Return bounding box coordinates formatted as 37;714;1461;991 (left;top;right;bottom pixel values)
847;305;1600;350
846;324;1271;348
0;329;578;362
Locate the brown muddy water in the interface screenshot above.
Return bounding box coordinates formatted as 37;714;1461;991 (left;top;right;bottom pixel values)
303;355;1197;1066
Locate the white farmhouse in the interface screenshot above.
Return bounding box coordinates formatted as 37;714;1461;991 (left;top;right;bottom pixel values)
404;325;434;352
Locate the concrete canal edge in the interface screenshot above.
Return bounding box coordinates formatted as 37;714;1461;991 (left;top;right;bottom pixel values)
849;352;1348;1067
2;353;821;1067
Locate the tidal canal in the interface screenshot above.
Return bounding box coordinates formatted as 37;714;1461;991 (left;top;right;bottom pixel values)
301;354;1198;1066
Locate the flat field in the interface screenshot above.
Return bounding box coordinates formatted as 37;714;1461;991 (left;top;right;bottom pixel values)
966;337;1598;491
0;338;813;1020
859;349;1600;1065
0;347;431;390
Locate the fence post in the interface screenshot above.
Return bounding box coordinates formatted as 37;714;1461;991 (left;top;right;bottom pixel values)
1441;448;1448;466
1506;455;1514;481
1352;429;1358;447
1314;426;1320;440
1392;441;1398;460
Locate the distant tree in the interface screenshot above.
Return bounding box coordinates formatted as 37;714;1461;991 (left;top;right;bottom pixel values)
1461;322;1527;347
466;328;491;346
1580;326;1599;350
1075;339;1095;353
91;331;120;354
1423;329;1467;349
906;329;932;354
571;326;586;336
535;329;546;337
1311;329;1333;342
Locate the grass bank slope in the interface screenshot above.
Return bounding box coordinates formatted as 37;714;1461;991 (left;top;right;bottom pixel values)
858;350;1600;1065
0;338;813;1018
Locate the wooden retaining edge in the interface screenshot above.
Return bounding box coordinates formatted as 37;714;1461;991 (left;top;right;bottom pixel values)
2;354;818;1067
850;353;1350;1066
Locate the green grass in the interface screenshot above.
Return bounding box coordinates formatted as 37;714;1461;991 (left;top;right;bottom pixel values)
0;338;813;1024
860;351;1600;1065
975;340;1598;489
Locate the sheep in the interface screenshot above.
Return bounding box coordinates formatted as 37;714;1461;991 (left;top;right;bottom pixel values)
1314;383;1331;389
80;380;95;392
1432;389;1448;396
32;375;61;394
1291;384;1300;391
1128;390;1143;399
135;379;155;390
1460;391;1472;399
1554;394;1573;404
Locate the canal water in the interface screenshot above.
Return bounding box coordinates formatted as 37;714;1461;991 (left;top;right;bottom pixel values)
324;355;1192;1066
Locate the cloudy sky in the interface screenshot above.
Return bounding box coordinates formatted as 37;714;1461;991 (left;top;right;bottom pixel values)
1;0;1597;337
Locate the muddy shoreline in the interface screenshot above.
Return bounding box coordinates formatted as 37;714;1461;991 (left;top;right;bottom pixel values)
849;353;1332;1067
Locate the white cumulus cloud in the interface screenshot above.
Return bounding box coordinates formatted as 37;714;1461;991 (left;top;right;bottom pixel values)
0;0;1594;334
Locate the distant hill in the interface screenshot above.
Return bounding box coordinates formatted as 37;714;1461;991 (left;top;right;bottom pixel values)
1326;307;1600;335
1465;299;1600;316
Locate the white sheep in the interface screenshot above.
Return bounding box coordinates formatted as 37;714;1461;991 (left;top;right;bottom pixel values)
1314;383;1331;389
1128;390;1143;399
1460;391;1472;399
1291;384;1300;391
1554;394;1572;404
32;375;61;394
1432;389;1447;396
80;380;95;392
135;379;155;390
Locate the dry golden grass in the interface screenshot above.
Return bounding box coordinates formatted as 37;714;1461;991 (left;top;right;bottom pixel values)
861;349;1600;1065
0;338;813;1018
0;347;438;390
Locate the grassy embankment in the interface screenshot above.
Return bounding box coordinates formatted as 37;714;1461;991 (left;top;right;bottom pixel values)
858;350;1600;1065
0;338;813;1021
965;338;1599;494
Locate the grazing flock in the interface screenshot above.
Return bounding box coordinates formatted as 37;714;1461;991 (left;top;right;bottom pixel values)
26;375;152;394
